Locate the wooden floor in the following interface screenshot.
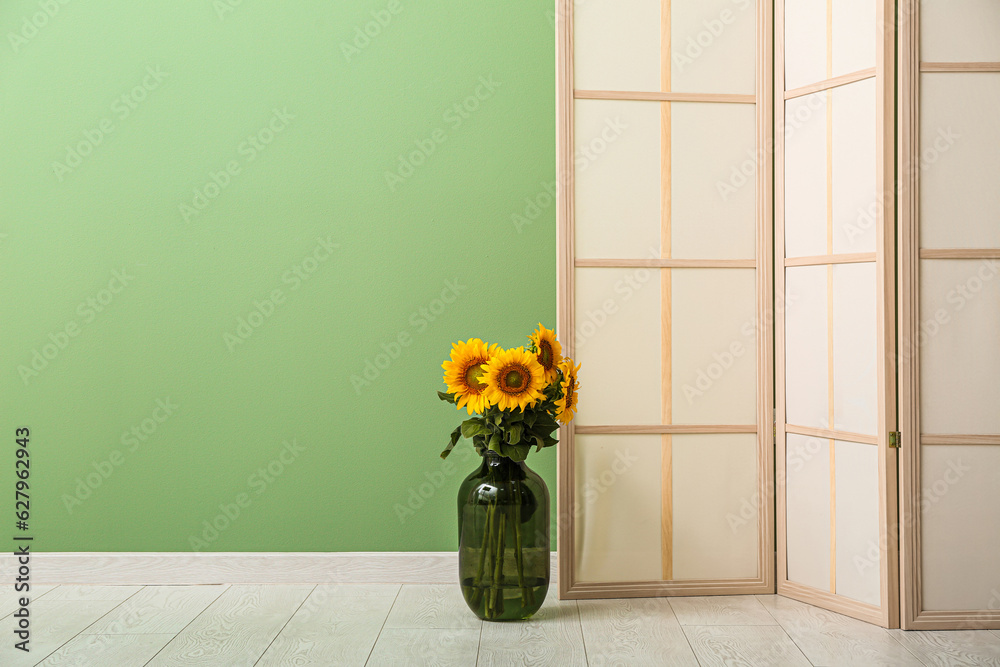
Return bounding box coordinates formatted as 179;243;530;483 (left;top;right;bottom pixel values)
2;585;999;666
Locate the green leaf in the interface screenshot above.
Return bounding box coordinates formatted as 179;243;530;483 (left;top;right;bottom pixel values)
507;423;523;445
461;419;488;439
437;391;457;404
507;443;531;462
440;425;463;459
532;413;558;432
487;433;502;454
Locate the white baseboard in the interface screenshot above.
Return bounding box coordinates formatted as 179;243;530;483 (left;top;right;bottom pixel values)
0;552;559;586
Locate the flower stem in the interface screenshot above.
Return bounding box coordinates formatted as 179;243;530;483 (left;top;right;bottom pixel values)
471;499;493;609
512;481;531;607
489;504;506;619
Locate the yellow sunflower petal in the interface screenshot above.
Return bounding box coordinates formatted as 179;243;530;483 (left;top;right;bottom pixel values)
528;323;563;385
441;338;497;415
555;359;581;424
480;346;547;412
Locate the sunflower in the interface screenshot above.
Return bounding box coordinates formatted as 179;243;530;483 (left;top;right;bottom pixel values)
528;323;563;385
480;347;546;412
555;359;581;424
442;338;497;414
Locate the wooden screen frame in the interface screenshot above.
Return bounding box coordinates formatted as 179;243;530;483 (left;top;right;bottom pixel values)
773;0;900;628
555;0;775;600
897;0;1000;631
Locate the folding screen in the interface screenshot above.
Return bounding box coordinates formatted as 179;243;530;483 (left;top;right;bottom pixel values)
774;0;899;627
898;0;1000;630
556;0;774;598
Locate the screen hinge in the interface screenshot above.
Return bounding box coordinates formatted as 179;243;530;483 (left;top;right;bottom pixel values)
888;431;901;448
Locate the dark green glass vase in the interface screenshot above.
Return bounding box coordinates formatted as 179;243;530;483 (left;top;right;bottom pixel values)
458;449;550;621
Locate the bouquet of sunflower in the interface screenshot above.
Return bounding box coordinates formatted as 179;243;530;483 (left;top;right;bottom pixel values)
438;324;580;460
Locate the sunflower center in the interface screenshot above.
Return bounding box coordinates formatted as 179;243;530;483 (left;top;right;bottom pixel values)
505;370;523;389
464;362;487;392
539;342;553;369
499;364;531;394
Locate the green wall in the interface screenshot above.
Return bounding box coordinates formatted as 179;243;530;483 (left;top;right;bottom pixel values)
1;0;556;551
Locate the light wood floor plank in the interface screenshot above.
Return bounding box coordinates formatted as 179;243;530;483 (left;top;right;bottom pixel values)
889;628;1000;666
478;596;586;666
312;583;400;597
383;584;482;629
670;596;777;626
146;584;313;666
366;628;481;667
0;585;57;618
82;585;229;634
0;599;123;667
256;591;395;666
683;625;812;666
757;595;924;666
43;585;144;601
578;597;700;666
36;634;175;667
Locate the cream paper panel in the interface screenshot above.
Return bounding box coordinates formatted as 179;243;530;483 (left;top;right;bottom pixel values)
575;99;662;260
785;82;878;257
574;435;663;582
920;445;1000;610
921;0;1000;62
919;74;1000;250
785;266;829;429
784;0;827;90
573;268;662;426
832;79;878;255
832;263;878;436
671;103;757;260
672;434;759;580
784;92;829;258
671;269;758;425
919;259;1000;434
785;433;832;591
834;440;881;606
670;0;757;95
573;0;661;92
831;0;876;79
